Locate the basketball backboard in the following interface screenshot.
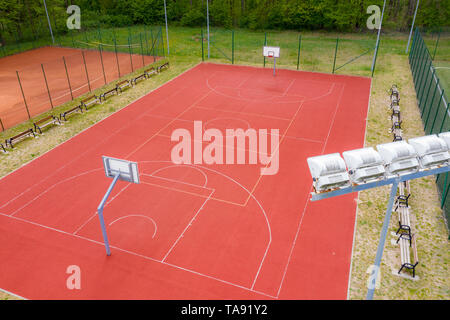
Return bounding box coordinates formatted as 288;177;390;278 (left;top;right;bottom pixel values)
263;46;280;58
102;156;140;184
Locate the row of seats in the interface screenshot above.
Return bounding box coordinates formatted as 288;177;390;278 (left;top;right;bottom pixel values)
388;84;419;278
1;62;169;153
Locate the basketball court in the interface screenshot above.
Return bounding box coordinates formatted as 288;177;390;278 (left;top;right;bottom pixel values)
0;62;371;299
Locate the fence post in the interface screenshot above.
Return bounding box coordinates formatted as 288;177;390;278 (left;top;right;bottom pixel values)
441;172;450;209
422;76;439;117
438;103;450;133
412;35;424;80
140;33;145;67
62;56;73;100
430;98;447;133
420;68;436;116
0;118;4;132
231;30;235;65
113;30;121;78
128;35;134;72
16;71;31;119
99;44;107;85
332;37;339;74
150;28;155;62
201;28;204;62
432;28;441;60
41;63;53;108
263;32;267;67
297;34;302;70
414;44;427;92
418;59;432;99
81;51;91;92
144;26;150;56
425;90;444;132
408;28;418;63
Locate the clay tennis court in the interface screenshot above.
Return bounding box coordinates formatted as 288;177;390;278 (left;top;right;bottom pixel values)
0;63;370;299
0;46;157;130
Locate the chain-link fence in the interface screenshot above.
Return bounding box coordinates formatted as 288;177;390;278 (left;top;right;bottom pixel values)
409;27;450;232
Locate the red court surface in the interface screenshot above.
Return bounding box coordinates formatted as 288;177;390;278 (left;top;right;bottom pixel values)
0;63;371;299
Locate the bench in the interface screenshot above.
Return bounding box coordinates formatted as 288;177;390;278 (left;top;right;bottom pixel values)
397;233;419;278
5;128;36;148
60;105;83;121
131;73;147;86
390;85;400;100
144;67;157;78
395;193;410;208
390;100;399;108
391;105;401;122
116;80;132;93
392;120;402;131
393;133;403;142
395;205;412;238
157;62;169;73
99;87;118;102
33;115;61;134
80;95;100;110
0;143;6;153
391;97;400;106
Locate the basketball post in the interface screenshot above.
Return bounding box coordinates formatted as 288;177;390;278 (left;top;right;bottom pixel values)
99;156;140;256
97;172;120;256
273;56;276;77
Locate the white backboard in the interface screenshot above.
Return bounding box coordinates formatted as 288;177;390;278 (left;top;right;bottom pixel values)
102;156;140;184
263;46;280;58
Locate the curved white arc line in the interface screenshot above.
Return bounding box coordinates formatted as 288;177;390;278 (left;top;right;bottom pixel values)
206;78;305;104
108;214;157;239
138;160;272;289
149;165;208;188
303;82;336;102
203;117;251;131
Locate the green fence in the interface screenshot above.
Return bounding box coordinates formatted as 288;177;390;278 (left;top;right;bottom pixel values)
195;28;377;77
409;28;450;232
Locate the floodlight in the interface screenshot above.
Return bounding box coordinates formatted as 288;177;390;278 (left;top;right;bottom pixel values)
376;141;419;176
342;147;386;184
438;132;450;149
307;153;351;192
408;134;450;168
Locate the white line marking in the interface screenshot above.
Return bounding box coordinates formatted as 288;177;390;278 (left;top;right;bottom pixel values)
109;214;157;239
161;190;214;262
0;209;275;299
149;165;209;188
276;82;345;297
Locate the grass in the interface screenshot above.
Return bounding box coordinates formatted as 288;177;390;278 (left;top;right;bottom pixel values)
0;26;449;300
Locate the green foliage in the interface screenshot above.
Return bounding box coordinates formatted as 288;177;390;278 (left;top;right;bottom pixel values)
0;0;448;46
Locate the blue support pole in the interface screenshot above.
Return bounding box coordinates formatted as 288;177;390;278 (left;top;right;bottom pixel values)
366;179;399;300
97;172;121;256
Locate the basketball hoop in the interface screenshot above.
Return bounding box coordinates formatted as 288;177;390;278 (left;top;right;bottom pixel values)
263;46;280;76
